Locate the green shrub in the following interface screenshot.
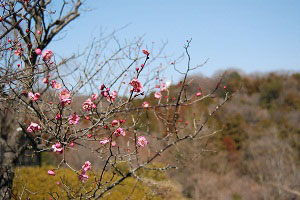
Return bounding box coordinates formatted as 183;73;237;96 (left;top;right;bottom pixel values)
12;165;186;200
232;193;242;200
259;74;283;108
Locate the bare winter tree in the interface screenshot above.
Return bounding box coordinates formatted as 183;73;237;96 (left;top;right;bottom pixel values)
0;1;232;199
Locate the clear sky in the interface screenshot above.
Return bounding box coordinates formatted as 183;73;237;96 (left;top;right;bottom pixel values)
48;0;300;78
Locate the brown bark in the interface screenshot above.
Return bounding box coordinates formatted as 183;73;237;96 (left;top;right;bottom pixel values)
0;106;21;199
0;152;15;200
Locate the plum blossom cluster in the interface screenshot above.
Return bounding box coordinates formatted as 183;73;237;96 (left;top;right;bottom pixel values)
52;142;64;154
82;98;96;111
34;49;53;62
111;119;126;127
105;90;117;103
129;78;143;93
12;46;23;56
28;92;40;102
100;138;117;147
59;89;72;106
154;81;169;99
100;84;118;103
114;127;125;137
137;136;149;147
8;39;25;56
51;80;61;90
27;122;41;133
78;161;91;182
42;50;53;61
68;113;80;125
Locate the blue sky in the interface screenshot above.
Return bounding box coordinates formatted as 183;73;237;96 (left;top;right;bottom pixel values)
49;0;300;78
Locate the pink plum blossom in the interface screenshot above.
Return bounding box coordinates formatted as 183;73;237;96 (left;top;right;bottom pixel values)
52;142;63;154
55;114;62;120
100;84;105;90
106;90;117;103
142;101;149;108
101;91;108;97
70;141;74;147
68;113;80;125
160;82;167;92
48;170;55;176
51;80;61;89
154;92;162;99
28;92;40;102
59;89;70;99
51;80;56;88
61;98;71;107
14;49;22;56
27;122;41;133
54;142;61;148
42;50;53;61
82;98;96;111
137;136;149;147
100;138;110;145
78;171;89;182
91;94;98;101
196;92;202;97
114;127;125;137
129;78;143;93
43;78;48;84
82;161;91;171
111;120;119;127
111;141;117;147
59;89;71;105
54;83;61;90
78;161;91;182
35;48;42;55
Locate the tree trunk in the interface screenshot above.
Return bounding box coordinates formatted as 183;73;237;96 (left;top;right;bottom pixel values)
0;107;22;200
0;152;15;200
